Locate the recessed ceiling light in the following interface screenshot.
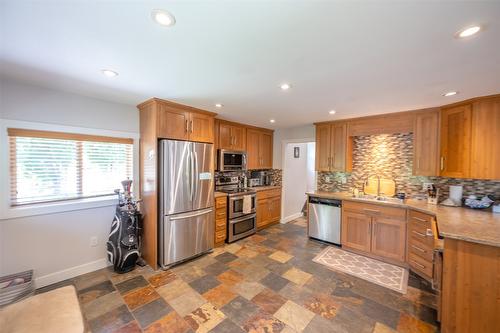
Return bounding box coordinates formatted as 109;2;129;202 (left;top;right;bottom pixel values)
270;119;276;123
456;25;481;38
280;83;291;91
329;110;336;115
215;103;223;108
101;69;118;78
443;91;458;97
151;9;176;27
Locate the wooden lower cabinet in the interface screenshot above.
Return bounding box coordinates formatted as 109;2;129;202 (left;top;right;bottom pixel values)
256;189;281;229
214;196;227;247
342;201;406;265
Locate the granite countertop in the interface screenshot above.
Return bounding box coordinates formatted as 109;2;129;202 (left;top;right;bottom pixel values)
251;185;282;192
214;191;228;198
306;191;500;248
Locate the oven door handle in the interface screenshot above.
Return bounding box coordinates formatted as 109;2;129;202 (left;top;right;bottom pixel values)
229;213;256;224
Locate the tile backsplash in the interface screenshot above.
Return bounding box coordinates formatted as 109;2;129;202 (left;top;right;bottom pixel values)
215;169;282;187
318;133;500;199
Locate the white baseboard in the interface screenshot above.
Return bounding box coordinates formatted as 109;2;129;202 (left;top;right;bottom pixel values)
281;212;304;224
35;258;111;288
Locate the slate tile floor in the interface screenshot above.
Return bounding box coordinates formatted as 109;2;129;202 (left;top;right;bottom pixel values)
43;217;439;332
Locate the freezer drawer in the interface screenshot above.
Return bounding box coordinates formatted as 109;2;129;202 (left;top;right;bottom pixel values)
308;197;342;245
159;207;214;268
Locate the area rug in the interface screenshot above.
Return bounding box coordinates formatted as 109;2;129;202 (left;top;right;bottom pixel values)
313;246;408;294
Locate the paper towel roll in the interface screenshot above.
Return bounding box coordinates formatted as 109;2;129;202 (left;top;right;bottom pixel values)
449;185;463;206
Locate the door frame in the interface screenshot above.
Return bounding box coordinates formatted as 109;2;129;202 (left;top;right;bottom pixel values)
280;137;315;224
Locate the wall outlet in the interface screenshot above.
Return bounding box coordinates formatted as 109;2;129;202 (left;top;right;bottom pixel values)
90;236;98;247
422;182;434;191
325;176;331;182
340;176;347;184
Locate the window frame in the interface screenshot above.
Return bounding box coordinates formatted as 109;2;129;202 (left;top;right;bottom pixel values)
0;119;139;220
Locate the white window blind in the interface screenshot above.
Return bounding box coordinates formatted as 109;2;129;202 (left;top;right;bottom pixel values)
8;128;133;206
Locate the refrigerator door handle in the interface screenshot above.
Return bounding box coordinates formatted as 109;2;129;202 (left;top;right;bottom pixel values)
190;151;195;202
169;208;213;221
193;150;199;199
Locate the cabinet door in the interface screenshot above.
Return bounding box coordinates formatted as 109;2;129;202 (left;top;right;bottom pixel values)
246;129;261;169
260;131;273;169
470;98;500;179
218;123;233;149
268;196;281;223
157;104;189;140
189;112;214;143
231;125;246;151
331;123;347;171
371;217;406;263
315;124;331;171
414;111;439;176
440;105;472;178
257;199;269;228
341;211;371;253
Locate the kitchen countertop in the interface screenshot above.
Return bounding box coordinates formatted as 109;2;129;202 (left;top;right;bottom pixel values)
250;185;282;192
306;191;500;248
214;191;228;198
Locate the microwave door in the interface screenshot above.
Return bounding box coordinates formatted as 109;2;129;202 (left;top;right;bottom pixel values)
160;140;193;216
192;142;214;211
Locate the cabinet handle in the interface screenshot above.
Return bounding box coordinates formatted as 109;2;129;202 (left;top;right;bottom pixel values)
412;230;426;237
412;216;427;223
185;120;189;133
411;260;426;269
190;120;193;133
411;245;426;253
440;156;444;171
363;208;380;214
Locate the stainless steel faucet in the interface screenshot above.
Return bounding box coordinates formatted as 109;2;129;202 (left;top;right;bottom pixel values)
364;174;381;196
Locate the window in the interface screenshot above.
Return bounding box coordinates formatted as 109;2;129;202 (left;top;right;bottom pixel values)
8;128;133;206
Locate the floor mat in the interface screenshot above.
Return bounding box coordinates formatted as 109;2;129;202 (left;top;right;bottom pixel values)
313;246;408;294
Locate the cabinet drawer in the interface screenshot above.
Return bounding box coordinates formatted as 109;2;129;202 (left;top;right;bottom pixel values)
409;237;434;262
408;210;433;228
409;252;433;279
215;218;227;231
215;197;227;209
215;229;226;243
343;201;406;219
408;222;435;248
257;188;281;200
215;209;226;219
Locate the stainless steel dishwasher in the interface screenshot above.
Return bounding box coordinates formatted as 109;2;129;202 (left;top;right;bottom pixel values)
308;196;341;245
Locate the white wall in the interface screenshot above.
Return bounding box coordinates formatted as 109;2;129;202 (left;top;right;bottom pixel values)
0;77;139;287
306;142;316;191
282;142;310;222
273;125;315;169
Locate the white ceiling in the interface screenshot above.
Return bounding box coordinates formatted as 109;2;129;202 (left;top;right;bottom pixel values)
1;1;499;129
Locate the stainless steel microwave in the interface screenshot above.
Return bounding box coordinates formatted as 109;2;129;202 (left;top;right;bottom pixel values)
218;149;247;171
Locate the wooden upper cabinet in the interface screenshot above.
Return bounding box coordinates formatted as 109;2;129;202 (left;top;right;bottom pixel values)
470;97;500;180
331;123;347;171
371;216;406;263
189;112;214;143
246;128;273;170
157;104;190;141
440;104;472;178
413;110;439;176
218;122;246;151
153;99;215;143
315;124;331;171
341;211;372;253
315;122;347;172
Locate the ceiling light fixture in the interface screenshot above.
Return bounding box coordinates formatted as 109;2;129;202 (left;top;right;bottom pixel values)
456;25;481;38
443;91;458;97
280;83;291;91
329;110;336;115
270;119;276;123
215;103;223;108
151;9;176;27
101;69;118;78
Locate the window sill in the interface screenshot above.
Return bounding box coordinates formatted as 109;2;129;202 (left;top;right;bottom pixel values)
0;195;119;220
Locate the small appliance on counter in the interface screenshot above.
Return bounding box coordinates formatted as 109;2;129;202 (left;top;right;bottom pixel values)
440;185;463;207
250;170;271;187
248;178;260;187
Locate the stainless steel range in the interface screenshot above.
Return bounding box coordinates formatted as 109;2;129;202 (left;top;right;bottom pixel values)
216;176;256;243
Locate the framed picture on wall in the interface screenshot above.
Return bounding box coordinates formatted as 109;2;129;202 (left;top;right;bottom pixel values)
294;147;300;158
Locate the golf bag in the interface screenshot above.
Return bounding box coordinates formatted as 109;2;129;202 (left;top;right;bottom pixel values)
106;180;142;274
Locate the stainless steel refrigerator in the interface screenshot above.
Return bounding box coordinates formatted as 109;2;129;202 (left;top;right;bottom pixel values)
158;139;214;268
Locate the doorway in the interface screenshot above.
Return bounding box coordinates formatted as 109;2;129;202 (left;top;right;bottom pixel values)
281;141;316;223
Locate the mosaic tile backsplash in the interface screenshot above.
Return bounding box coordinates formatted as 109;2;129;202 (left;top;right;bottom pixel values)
317;133;500;200
215;169;282;187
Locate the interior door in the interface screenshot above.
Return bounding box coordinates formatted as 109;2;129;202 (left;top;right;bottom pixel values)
160;207;214;267
160;140;192;215
192;142;214;211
